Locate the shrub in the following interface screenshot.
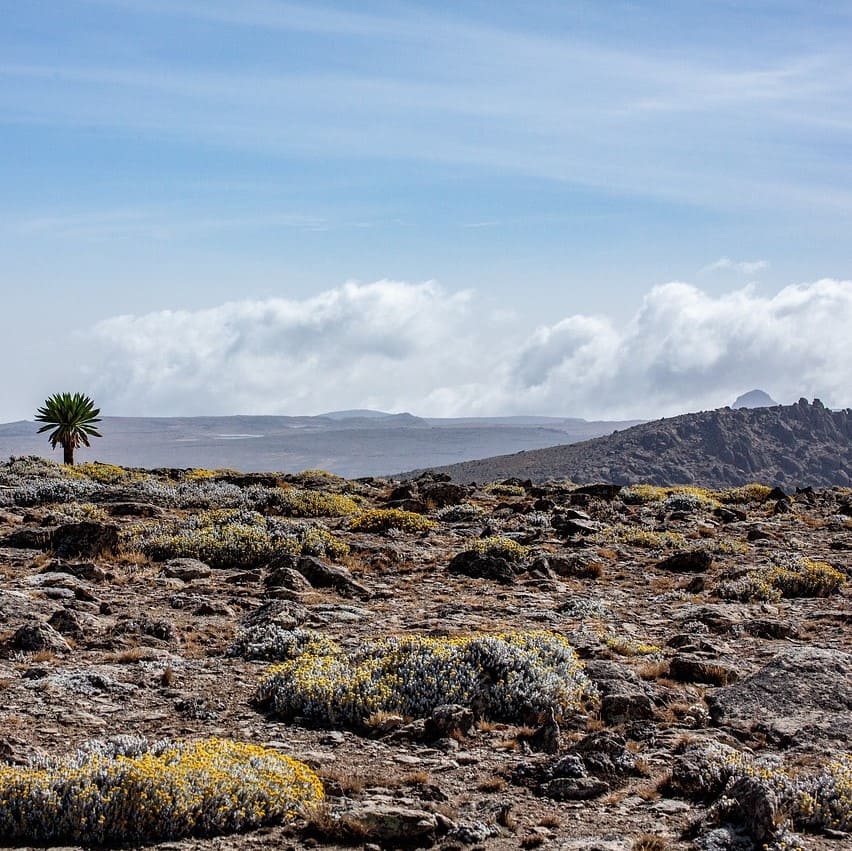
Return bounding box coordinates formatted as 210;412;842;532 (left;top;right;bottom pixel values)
6;477;100;507
0;736;323;844
349;508;437;533
301;527;350;560
620;485;718;509
672;743;852;844
435;502;487;523
128;509;300;569
484;482;526;497
798;754;852;831
257;630;594;728
230;626;339;662
716;483;773;504
127;511;350;567
718;554;845;602
265;487;358;518
465;535;531;563
75;462;140;484
593;524;686;550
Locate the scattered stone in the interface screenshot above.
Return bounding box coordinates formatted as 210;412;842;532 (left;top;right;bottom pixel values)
656;549;713;573
162;558;212;581
424;704;474;740
296;555;371;598
447;550;517;584
7;621;71;654
341;803;440;845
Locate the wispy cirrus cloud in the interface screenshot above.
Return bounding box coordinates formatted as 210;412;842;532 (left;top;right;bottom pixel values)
700;257;770;276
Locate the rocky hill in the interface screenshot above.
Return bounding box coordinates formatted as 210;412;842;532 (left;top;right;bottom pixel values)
0;458;849;849
403;399;852;488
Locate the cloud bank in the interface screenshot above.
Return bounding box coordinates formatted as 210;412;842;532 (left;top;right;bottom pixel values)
87;278;852;419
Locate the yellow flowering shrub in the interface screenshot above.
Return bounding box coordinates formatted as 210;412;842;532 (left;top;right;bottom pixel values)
349;508;437;533
593;524;686;549
484;482;526;497
272;488;359;517
716;483;773;504
465;535;531;562
718;554;846;601
75;462;142;484
257;630;594;728
0;737;323;844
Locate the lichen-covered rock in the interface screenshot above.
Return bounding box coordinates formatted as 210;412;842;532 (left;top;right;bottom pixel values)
7;621;71;654
707;647;852;745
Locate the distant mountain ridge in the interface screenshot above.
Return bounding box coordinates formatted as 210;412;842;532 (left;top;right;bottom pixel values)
403;399;852;488
0;412;640;478
732;389;779;409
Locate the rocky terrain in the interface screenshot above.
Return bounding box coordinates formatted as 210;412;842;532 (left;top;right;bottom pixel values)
405;399;852;489
0;457;850;850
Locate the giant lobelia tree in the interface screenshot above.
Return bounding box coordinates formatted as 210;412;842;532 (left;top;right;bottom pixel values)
35;392;102;465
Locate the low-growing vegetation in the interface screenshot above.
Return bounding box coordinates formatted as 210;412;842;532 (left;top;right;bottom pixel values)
465;535;531;562
0;736;323;844
717;554;846;602
349;508;437;533
126;509;348;568
257;630;595;728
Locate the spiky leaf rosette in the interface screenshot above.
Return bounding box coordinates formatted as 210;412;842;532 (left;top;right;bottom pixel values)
35;392;102;463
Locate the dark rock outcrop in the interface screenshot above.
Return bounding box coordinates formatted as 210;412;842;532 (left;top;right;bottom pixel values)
408;400;852;488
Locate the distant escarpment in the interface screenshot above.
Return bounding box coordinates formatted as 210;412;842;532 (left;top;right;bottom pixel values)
405;399;852;487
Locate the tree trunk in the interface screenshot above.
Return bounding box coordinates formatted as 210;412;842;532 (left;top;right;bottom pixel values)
63;442;74;465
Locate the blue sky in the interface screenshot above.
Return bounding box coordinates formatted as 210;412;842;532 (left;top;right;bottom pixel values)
2;1;852;420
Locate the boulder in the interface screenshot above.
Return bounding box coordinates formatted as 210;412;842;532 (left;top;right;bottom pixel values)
447;550;517;584
707;646;852;746
296;555;371;599
656;549;713;573
583;660;655;724
162;558;212;581
0;527;53;549
7;621;71;654
424;704;474;740
51;522;119;559
341;803;439;846
103;502;164;518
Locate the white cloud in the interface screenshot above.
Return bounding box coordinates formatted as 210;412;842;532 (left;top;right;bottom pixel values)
700;257;769;275
85;278;852;419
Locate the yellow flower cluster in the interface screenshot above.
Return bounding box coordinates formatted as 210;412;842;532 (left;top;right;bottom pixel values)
183;467;239;480
0;737;323;844
258;630;594;728
75;462;146;484
605;635;662;657
682;744;851;842
716;483;773;504
349;508;437;533
798;754;851;831
593;524;687;550
484;482;526;497
273;487;359;517
465;535;531;563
